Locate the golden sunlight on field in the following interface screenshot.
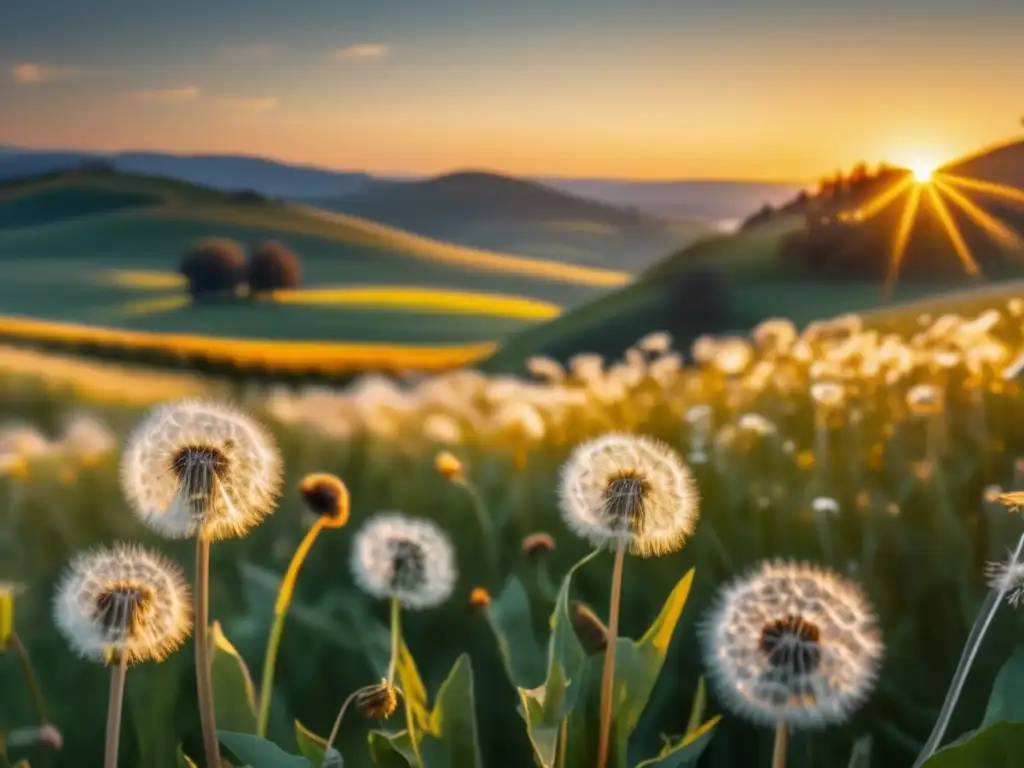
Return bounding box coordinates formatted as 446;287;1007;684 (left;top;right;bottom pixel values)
0;314;496;373
271;286;561;320
100;270;187;290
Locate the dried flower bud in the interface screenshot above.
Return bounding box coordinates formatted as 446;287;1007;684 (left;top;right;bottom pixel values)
299;473;350;528
356;680;399;719
569;600;608;652
434;451;464;482
521;532;556;557
469;587;491;611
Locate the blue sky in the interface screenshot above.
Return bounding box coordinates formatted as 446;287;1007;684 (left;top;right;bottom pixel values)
2;0;1022;180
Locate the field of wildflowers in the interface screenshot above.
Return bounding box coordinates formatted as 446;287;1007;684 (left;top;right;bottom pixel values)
1;299;1024;768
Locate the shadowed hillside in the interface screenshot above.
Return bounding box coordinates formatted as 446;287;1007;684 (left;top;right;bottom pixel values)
310;170;703;270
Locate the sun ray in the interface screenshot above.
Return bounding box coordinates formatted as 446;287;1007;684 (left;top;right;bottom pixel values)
939;174;1024;208
932;178;1021;250
855;175;915;220
925;184;982;279
882;183;923;301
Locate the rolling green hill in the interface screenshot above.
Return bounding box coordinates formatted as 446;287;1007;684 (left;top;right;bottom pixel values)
0;169;646;366
481;212;1024;374
310;170;706;270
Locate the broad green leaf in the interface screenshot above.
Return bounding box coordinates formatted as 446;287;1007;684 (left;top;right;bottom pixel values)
217;730;313;768
295;720;341;768
563;568;697;768
487;576;546;688
616;569;695;747
419;654;484;768
210;621;258;734
981;644;1024;728
517;550;598;768
634;715;721;767
368;730;416;767
919;721;1024;767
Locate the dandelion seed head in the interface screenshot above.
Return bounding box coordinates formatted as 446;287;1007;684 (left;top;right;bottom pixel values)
53;543;191;665
350;512;456;609
811;497;840;515
558;433;699;557
120;399;283;541
701;560;883;729
985;555;1024;607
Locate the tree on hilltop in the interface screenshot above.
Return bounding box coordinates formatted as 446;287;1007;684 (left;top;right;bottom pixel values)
247;240;301;296
179;238;246;300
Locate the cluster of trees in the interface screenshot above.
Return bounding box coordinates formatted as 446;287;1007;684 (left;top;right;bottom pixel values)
178;238;302;300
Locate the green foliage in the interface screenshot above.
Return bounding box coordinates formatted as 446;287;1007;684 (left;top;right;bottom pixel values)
217;730;313;767
210;622;259;734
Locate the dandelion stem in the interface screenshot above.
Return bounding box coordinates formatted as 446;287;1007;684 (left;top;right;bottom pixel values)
556;718;568;768
771;719;788;768
256;518;326;737
596;543;626;768
386;597;402;685
194;535;220;768
103;653;128;768
458;479;500;581
324;689;361;759
8;631;49;726
913;530;1024;767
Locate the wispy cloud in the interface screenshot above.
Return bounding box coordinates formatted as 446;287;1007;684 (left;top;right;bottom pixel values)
330;43;390;62
220;43;279;63
217;96;278;114
132;85;201;103
9;62;80;85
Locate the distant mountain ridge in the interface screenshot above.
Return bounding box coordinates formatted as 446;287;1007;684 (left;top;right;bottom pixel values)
0;145;803;224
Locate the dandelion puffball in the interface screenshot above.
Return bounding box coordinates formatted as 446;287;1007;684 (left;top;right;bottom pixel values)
120;399;283;541
701;560;883;729
558;433;699;557
53;543;191;665
350;512;456;609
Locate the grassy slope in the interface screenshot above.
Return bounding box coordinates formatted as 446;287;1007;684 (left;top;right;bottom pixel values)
311;170;706;271
0;171;637;352
481;213;1023;373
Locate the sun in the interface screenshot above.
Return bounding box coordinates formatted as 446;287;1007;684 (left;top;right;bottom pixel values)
909;160;937;184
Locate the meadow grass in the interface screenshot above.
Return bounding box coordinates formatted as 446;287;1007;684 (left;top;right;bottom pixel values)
1;288;1023;768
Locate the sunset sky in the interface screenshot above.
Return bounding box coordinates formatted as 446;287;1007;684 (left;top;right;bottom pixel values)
2;0;1022;182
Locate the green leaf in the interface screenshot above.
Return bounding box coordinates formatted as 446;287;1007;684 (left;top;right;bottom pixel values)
217;730;313;768
981;644;1024;728
210;621;258;734
517;550;598;768
419;654;484;768
684;678;706;739
563;568;696;768
614;569;695;754
486;576;546;689
919;721;1024;767
368;730;416;767
396;635;431;743
295;720;342;768
634;715;721;767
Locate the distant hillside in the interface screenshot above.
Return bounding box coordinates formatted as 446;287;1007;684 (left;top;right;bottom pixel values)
480;205;1024;374
944;138;1024;190
0;169;641;371
537;177;804;224
311;170;704;271
0;146;373;199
